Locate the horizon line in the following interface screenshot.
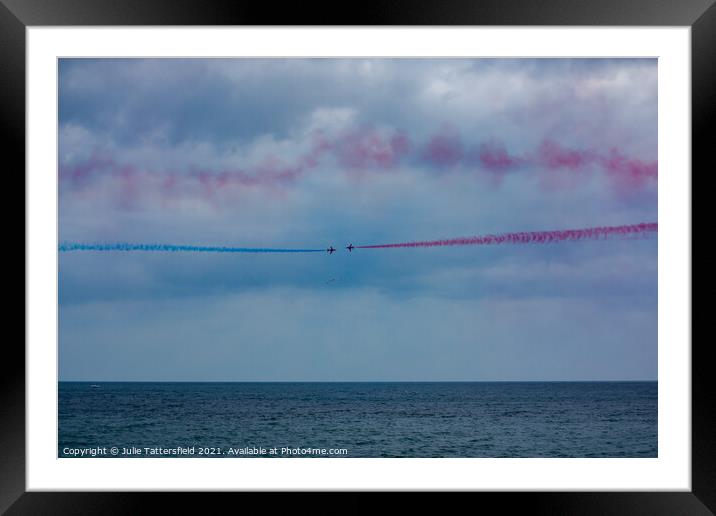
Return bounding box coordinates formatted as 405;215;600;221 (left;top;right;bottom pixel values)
59;379;658;383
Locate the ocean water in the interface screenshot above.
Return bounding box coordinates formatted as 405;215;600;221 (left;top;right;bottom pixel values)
58;381;657;458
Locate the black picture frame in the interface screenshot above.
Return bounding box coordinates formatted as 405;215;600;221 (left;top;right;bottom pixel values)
6;0;710;512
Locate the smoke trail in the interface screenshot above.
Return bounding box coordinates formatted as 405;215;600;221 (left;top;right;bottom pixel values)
60;132;657;210
59;242;325;253
357;222;657;249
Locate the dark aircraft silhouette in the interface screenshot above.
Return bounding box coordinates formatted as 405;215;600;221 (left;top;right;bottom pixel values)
346;244;354;252
327;246;336;254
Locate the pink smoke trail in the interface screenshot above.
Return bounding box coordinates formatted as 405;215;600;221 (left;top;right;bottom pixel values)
59;131;657;209
356;222;657;249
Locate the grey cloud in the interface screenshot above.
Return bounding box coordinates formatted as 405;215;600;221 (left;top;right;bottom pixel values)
59;288;656;381
58;58;658;381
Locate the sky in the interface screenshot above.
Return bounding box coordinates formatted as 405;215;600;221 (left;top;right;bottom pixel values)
58;58;658;381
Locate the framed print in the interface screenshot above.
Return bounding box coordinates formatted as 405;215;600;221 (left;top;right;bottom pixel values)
7;0;711;512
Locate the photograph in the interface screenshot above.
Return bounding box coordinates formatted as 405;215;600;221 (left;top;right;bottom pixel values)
57;57;659;459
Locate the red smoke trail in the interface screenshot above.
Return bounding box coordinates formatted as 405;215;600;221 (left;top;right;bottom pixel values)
335;128;412;169
357;222;657;249
59;129;657;209
422;127;464;168
537;140;596;170
478;141;524;172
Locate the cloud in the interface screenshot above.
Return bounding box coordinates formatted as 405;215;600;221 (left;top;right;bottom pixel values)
58;58;657;214
59;287;656;381
58;127;657;211
58;58;658;380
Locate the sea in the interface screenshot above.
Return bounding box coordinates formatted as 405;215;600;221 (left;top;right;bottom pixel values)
58;381;657;458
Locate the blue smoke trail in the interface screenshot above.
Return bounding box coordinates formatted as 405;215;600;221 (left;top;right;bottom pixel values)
59;242;325;253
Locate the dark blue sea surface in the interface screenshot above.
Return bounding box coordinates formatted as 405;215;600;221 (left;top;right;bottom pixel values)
58;382;657;458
